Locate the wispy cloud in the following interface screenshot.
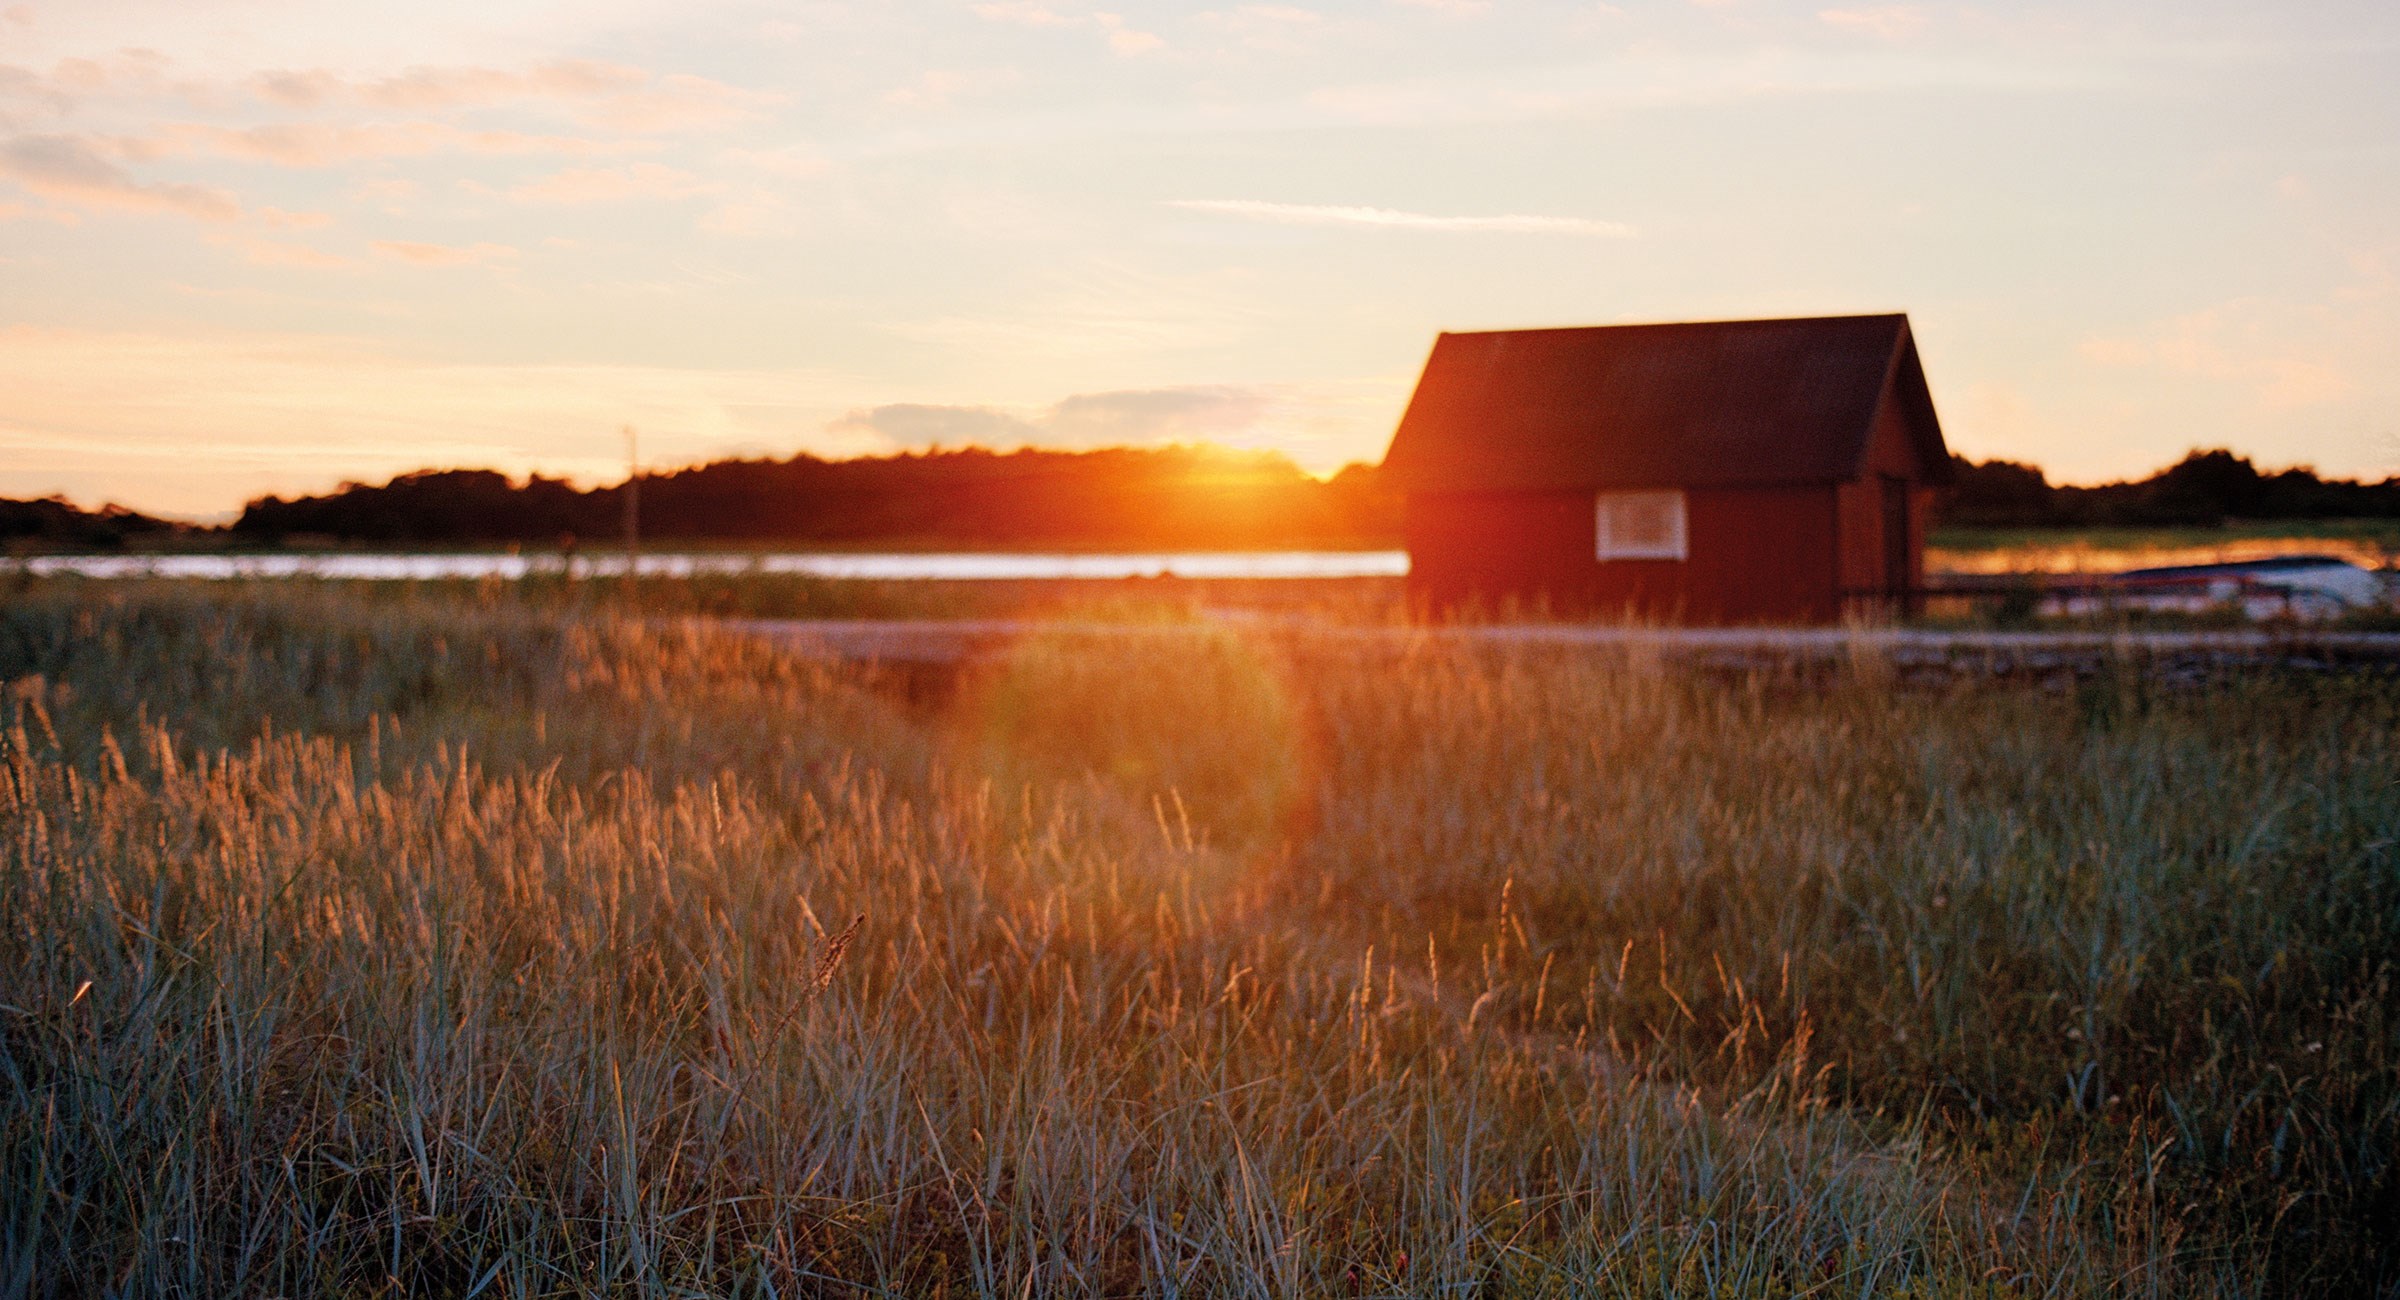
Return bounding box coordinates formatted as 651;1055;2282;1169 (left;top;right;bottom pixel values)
1167;198;1635;236
371;239;517;267
213;233;355;270
1196;5;1325;54
0;133;239;220
1296;40;2140;132
0;62;77;118
2081;306;2357;411
1817;6;1932;41
158;121;639;166
507;163;712;205
347;60;648;111
830;385;1271;449
825;378;1406;470
971;2;1079;28
969;4;1164;55
884;68;1024;110
576;74;779;134
242;60;771;134
1093;13;1166;55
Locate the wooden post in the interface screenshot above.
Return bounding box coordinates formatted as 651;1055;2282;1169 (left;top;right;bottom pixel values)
622;425;640;590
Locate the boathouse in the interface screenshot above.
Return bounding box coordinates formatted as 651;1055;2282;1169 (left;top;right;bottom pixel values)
1380;313;1951;623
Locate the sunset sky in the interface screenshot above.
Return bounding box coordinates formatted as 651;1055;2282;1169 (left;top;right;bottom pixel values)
2;0;2395;519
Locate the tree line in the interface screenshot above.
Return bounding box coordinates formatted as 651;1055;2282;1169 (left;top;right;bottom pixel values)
7;444;2397;551
0;496;190;550
229;446;1400;549
1946;448;2400;528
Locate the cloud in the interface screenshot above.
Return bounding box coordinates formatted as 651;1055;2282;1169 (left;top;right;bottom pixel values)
0;196;77;224
371;239;517;267
158;121;640;166
213;234;355;270
716;144;830;179
885;68;1023;109
1167;197;1635;236
823;379;1407;471
1093;13;1166;54
0;63;76;117
671;145;834;237
696;192;801;237
243;60;772;135
351;60;647;111
349;176;418;208
1292;39;2133;133
256;205;332;229
1817;6;1932;40
574;74;776;134
970;4;1163;54
2080;305;2357;411
829;403;1037;446
830;385;1276;451
507;162;712;204
1390;0;1489;14
1046;387;1269;441
248;69;341;108
0;132;238;219
971;1;1078;27
1197;6;1324;53
19;49;179;105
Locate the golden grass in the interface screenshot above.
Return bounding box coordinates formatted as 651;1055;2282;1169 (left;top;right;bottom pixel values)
2;584;2394;1296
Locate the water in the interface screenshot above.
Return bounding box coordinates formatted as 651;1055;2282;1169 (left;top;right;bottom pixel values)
14;550;1412;582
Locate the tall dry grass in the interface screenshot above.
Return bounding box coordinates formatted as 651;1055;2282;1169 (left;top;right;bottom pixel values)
1;584;2394;1297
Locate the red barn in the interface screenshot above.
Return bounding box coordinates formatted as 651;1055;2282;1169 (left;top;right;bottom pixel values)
1380;313;1952;624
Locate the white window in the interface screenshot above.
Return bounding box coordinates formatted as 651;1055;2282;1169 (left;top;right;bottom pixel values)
1595;490;1688;561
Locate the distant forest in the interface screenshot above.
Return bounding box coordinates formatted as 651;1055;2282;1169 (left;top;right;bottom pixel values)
236;446;1398;549
7;445;2399;551
1943;449;2400;529
0;496;190;551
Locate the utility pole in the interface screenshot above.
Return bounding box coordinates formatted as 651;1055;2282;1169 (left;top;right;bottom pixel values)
622;424;640;588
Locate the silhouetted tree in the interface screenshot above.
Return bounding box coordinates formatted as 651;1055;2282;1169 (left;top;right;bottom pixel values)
1945;450;2400;527
0;496;185;549
1944;457;2054;527
2138;449;2268;525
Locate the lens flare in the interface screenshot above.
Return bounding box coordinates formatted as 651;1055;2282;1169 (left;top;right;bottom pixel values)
945;613;1316;883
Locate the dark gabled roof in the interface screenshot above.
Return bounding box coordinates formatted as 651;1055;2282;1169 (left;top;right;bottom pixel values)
1381;313;1950;492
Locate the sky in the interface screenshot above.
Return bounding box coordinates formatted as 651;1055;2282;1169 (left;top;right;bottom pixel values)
1;0;2395;519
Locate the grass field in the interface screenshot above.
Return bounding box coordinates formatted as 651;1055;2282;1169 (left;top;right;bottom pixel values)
3;583;2396;1297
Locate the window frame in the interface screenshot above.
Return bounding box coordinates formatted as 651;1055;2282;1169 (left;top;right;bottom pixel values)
1594;489;1689;561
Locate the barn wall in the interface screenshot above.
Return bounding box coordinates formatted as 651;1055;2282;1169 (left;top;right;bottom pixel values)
1683;487;1842;623
1404;490;1595;616
1404;486;1841;623
1836;478;1883;598
1834;394;1933;615
1863;392;1925;478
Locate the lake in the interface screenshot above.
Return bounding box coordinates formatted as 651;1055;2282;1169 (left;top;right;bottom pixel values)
13;550;1413;582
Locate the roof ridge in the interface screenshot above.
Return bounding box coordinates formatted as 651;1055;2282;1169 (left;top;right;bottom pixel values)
1435;313;1908;340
